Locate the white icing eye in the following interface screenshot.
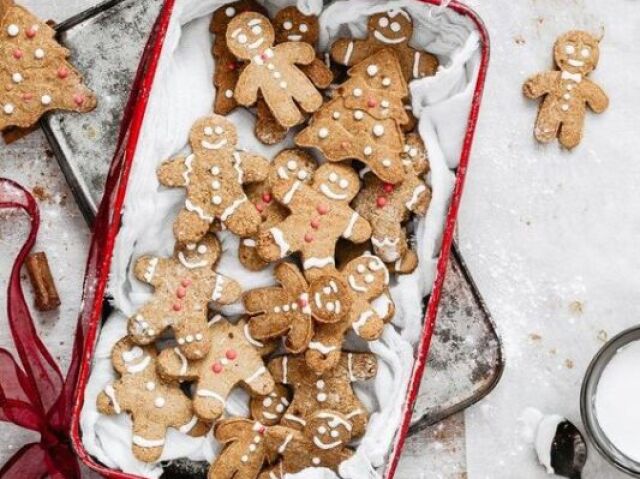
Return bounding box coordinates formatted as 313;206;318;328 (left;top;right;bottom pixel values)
251;25;262;35
283;20;293;30
330;430;339;438
287;160;298;171
357;264;366;273
263;397;273;407
275;404;285;413
565;44;575;55
318;426;327;434
581;47;590;58
197;244;207;254
300;23;308;33
238;33;248;44
390;22;401;32
215;126;224;135
204;126;213;135
225;7;236;17
329;172;338;183
378;16;389;28
368;261;379;270
339;178;348;189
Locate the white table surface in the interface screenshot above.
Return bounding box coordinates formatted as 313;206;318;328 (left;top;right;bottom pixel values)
2;0;639;477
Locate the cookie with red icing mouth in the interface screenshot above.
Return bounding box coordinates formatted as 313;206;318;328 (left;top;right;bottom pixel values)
259;410;354;478
523;30;608;149
157;114;269;244
267;352;376;438
96;337;209;463
127;234;242;360
157;317;275;422
227;11;324;129
329;8;438;82
256;163;372;280
353;132;431;265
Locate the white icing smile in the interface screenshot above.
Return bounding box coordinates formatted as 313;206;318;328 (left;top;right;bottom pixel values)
248;37;264;49
312;436;342;450
373;30;407;44
201;138;228;150
320;184;348;200
287;34;302;41
348;274;368;293
567;59;585;67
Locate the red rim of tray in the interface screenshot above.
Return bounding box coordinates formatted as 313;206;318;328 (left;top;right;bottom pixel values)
69;1;490;477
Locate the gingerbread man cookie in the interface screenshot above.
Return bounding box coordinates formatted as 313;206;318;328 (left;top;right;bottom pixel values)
523;30;608;149
0;0;96;131
227;12;323;128
353;132;431;264
254;6;334;144
127;234;241;360
306;253;393;373
239;149;317;271
157;317;275;421
211;0;267;115
96;337;208;462
244;261;352;353
158;114;269;243
330;9;438;81
268;353;376;438
256;163;372;279
260;410;354;478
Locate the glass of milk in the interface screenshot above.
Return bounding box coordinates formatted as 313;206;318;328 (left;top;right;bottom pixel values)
581;325;640;477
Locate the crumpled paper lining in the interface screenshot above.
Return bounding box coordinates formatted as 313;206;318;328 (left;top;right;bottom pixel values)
79;0;481;477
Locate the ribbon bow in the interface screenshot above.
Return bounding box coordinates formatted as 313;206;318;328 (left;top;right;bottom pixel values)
0;179;84;478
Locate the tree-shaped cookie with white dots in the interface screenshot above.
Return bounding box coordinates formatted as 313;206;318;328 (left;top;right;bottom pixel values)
259;410;355;478
127;234;241;360
523;30;608;149
268;353;376;439
158;114;269;244
256;163;372;280
0;0;96;131
157;317;275;422
96;337;209;463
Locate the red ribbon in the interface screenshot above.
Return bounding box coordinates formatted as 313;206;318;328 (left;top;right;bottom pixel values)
0;178;84;479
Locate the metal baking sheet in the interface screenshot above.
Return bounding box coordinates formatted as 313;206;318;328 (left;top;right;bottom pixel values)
41;0;163;225
41;0;503;437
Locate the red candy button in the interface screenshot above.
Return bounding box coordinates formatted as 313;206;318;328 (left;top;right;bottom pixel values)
73;93;85;106
298;297;308;308
310;218;320;229
13;49;23;59
212;362;223;373
262;192;272;203
317;204;329;215
26;27;37;38
22;93;33;101
173;303;182;311
367;98;377;108
376;197;387;208
255;202;265;212
226;349;237;360
383;183;394;193
181;278;192;287
304;233;314;243
57;67;69;79
177;287;186;298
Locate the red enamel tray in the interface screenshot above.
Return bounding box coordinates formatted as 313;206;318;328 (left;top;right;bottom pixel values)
69;0;490;477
